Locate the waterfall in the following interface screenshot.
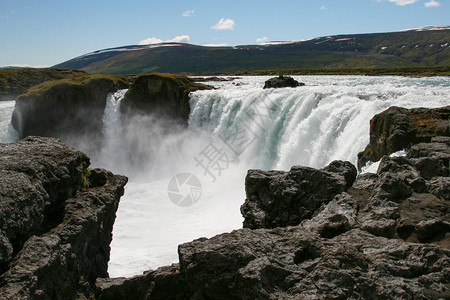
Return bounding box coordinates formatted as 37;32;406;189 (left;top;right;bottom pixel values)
0;101;18;143
189;76;450;170
0;76;448;278
95;89;128;170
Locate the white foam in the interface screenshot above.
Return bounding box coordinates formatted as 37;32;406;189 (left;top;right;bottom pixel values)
360;150;408;174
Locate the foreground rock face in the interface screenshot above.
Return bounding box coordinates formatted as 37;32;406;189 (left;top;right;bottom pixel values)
0;137;127;299
263;75;305;89
96;106;449;299
11;74;128;152
97;228;449;299
357;105;450;169
120;73;212;123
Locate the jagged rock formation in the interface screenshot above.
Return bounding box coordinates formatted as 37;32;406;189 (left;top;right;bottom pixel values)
357;105;450;170
11;74;128;154
0;68;86;101
94;106;449;299
96;227;450;299
241;160;357;229
120;73;212;123
263;75;304;89
0;137;127;299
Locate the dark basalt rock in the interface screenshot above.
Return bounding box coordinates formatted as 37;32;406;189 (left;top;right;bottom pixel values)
96;228;450;299
357;105;450;170
263;75;305;89
120;73;213;123
241;160;357;229
0;137;127;299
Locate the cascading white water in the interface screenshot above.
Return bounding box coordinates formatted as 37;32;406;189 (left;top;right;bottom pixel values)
189;76;450;169
0;76;449;278
96;89;128;171
0;101;18;143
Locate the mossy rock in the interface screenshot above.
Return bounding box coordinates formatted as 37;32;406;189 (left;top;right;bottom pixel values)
12;74;128;150
120;72;212;123
0;68;87;101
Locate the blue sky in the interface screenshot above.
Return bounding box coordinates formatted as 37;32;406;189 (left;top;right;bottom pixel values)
0;0;448;67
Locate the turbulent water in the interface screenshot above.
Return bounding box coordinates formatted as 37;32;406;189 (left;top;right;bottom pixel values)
0;76;449;277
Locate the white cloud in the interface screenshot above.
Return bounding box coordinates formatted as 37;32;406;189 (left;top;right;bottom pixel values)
169;35;191;43
320;5;326;10
425;0;440;7
139;35;190;45
211;18;235;30
203;43;229;47
388;0;418;6
138;37;164;45
182;10;195;17
256;37;269;44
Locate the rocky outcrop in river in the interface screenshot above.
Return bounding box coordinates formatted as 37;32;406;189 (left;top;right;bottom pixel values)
120;73;212;123
11;74;128;150
0;137;127;299
263;75;305;89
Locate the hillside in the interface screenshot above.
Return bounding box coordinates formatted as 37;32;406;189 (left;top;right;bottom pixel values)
54;26;450;74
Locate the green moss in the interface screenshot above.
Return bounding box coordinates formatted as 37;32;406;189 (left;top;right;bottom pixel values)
0;68;87;98
193;66;450;77
19;73;127;99
80;168;91;191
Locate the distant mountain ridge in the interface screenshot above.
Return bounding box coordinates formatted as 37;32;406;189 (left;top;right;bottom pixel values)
54;26;450;74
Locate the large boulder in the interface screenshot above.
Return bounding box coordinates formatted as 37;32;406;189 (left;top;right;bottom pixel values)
241;160;357;229
0;137;127;299
263;75;304;89
0;68;86;101
120;73;212;123
357;106;450;170
11;74;128;153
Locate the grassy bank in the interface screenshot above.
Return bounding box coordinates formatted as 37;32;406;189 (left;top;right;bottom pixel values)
184;66;450;77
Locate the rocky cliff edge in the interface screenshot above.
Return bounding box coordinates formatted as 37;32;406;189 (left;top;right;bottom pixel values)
0;137;127;299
